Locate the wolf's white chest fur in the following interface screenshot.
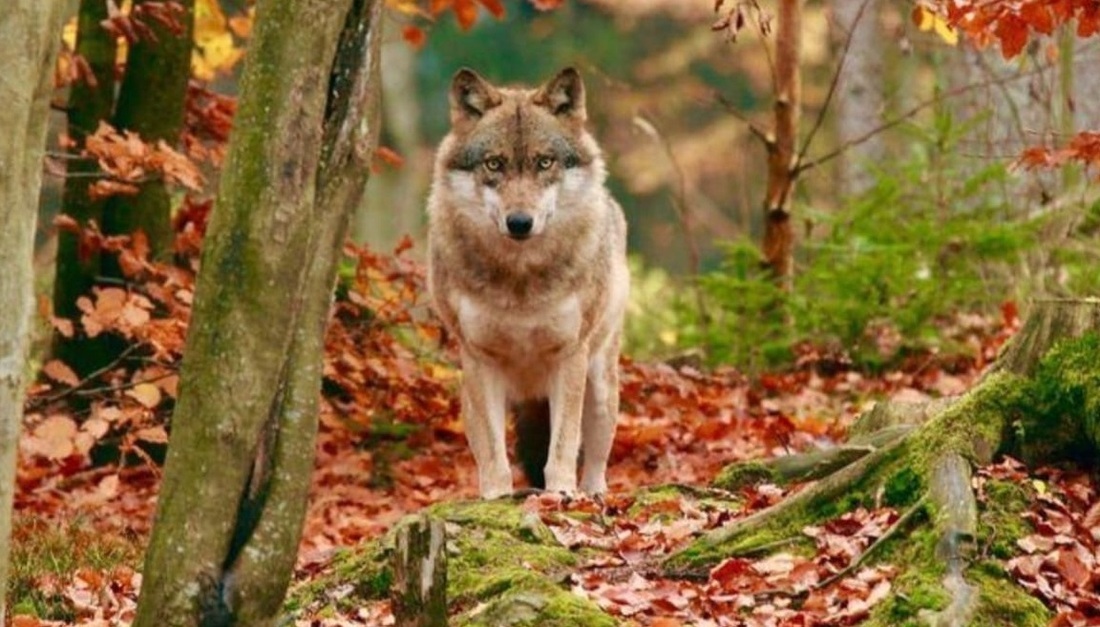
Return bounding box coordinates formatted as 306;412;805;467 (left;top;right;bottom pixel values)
455;292;583;394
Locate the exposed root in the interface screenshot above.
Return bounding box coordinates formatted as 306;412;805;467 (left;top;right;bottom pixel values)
922;453;979;627
713;424;915;491
813;495;925;591
665;433;913;575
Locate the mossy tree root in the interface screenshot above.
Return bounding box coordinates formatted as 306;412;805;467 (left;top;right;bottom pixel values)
712;424;915;492
669;299;1100;624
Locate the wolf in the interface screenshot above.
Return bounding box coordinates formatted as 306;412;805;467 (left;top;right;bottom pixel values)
426;67;629;499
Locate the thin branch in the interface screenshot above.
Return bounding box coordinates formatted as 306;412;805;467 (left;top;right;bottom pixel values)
29;344;140;408
797;0;875;162
795;66;1051;175
814;496;927;590
713;91;771;145
73;370;176;397
633;114;711;329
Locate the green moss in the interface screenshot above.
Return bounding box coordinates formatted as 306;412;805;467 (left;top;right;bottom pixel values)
285;499;611;624
1017;333;1100;464
978;479;1033;559
865;519;949;626
456;577;616;627
883;468;922;508
970;562;1050;626
912;371;1025;467
712;461;777;491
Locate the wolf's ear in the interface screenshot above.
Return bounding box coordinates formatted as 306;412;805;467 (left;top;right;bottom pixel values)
534;67;586;122
450;68;501;124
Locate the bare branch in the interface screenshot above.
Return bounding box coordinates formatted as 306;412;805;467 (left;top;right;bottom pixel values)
713;90;771;145
797;0;875;163
633;114;710;328
795;66;1051;175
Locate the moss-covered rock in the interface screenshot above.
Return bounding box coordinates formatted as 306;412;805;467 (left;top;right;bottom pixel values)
285;499;614;625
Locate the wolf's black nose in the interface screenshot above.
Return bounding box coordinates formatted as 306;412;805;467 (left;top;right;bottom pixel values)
505;213;534;238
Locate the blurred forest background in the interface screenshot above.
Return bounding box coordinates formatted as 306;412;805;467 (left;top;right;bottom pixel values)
345;0;1100;369
34;0;1100;372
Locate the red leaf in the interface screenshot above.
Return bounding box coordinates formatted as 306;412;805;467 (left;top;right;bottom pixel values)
402;25;426;49
995;13;1029;59
453;0;479;29
529;0;564;10
478;0;505;19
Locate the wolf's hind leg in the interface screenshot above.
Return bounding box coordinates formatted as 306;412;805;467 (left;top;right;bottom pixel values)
544;349;588;493
580;338;620;495
461;356;513;498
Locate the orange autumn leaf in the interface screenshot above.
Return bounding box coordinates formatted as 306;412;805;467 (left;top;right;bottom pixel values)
402;24;426;49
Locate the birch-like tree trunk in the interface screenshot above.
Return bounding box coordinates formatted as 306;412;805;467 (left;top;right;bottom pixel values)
832;0;883;198
0;2;66;622
132;0;383;624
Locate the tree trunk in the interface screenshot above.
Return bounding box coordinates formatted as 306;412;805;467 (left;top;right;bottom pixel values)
102;0;196;267
132;0;383;624
0;2;66;623
832;0;883;198
670;298;1100;621
51;0;119;376
761;0;802;288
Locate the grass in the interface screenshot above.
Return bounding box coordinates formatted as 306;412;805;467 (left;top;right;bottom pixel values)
7;514;142;620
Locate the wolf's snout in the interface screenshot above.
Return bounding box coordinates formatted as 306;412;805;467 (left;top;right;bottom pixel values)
505;213;535;239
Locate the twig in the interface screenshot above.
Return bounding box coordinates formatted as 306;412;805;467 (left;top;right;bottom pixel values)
30;344;139;407
713;91;770;144
72;370;176;397
814;495;927;590
632;114;711;330
795;66;1051;175
797;0;875;163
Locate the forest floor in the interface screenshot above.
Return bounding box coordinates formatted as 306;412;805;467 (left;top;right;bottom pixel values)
8;245;1099;626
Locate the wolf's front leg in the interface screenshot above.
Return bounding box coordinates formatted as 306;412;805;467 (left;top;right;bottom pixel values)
460;355;513;498
580;337;620;495
544;349;589;493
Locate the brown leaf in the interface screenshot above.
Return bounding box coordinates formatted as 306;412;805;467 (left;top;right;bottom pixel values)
135;425;169;444
42;359;80;387
126;383;163;409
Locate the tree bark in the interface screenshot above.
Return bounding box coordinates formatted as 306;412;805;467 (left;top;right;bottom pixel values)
0;2;66;623
51;0;119;376
102;0;196;266
761;0;802;288
392;514;448;627
132;0;383;624
832;0;883;197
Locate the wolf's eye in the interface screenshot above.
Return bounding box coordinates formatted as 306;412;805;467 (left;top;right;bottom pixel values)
536;156;555;171
484;157;504;172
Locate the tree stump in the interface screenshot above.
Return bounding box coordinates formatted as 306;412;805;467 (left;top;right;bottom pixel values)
392;513;448;627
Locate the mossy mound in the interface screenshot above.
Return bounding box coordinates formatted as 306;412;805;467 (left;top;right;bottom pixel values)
285;499;614;625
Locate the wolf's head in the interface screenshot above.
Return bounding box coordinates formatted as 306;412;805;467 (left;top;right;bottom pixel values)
432;67;606;243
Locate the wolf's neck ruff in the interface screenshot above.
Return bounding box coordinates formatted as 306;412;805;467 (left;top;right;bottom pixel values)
426;67;629;498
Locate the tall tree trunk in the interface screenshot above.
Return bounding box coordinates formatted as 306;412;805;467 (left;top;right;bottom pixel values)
132;0;383;624
832;0;883;198
762;0;802;288
51;0;119;376
102;0;196;270
0;2;66;623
